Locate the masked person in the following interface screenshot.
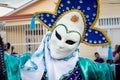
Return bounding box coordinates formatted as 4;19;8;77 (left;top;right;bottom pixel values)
1;0;120;80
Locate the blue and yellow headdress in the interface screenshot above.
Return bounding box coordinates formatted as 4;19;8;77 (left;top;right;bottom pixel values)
31;0;111;46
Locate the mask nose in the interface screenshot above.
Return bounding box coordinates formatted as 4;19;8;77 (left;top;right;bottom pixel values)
57;41;65;49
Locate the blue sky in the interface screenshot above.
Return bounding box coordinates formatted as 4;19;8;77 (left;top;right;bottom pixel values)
0;0;32;16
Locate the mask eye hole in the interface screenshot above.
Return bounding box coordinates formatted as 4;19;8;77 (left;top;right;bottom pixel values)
55;31;62;40
66;40;76;45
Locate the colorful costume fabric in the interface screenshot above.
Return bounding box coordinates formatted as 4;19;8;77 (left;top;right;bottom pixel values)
3;50;115;80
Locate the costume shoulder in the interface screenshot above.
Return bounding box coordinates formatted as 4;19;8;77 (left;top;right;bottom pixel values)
78;58;115;80
4;52;31;80
4;52;21;80
19;53;32;66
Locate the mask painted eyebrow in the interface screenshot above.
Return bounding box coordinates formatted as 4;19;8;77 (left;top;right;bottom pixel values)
55;30;62;40
66;40;76;45
56;24;81;38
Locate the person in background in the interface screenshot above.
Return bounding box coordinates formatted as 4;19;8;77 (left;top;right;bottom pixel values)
112;44;119;57
94;52;104;63
114;45;120;80
11;46;14;54
11;46;19;57
4;42;11;54
114;45;120;64
106;60;113;64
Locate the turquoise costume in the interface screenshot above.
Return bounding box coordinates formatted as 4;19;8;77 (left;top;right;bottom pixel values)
3;52;115;80
4;52;31;80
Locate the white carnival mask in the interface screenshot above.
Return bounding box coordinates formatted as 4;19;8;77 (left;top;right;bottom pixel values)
31;0;111;60
49;12;84;59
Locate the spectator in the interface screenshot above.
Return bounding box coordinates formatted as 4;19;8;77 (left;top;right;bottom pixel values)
114;45;120;64
94;52;104;63
112;44;119;57
4;42;11;54
11;46;14;54
106;60;113;64
11;46;19;57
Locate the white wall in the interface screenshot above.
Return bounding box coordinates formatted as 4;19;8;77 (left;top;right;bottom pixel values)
110;28;120;46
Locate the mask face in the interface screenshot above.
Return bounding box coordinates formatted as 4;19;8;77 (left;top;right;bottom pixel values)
49;25;81;59
49;12;84;59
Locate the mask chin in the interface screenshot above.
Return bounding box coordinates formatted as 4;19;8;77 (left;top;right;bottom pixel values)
49;41;77;59
50;44;76;59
